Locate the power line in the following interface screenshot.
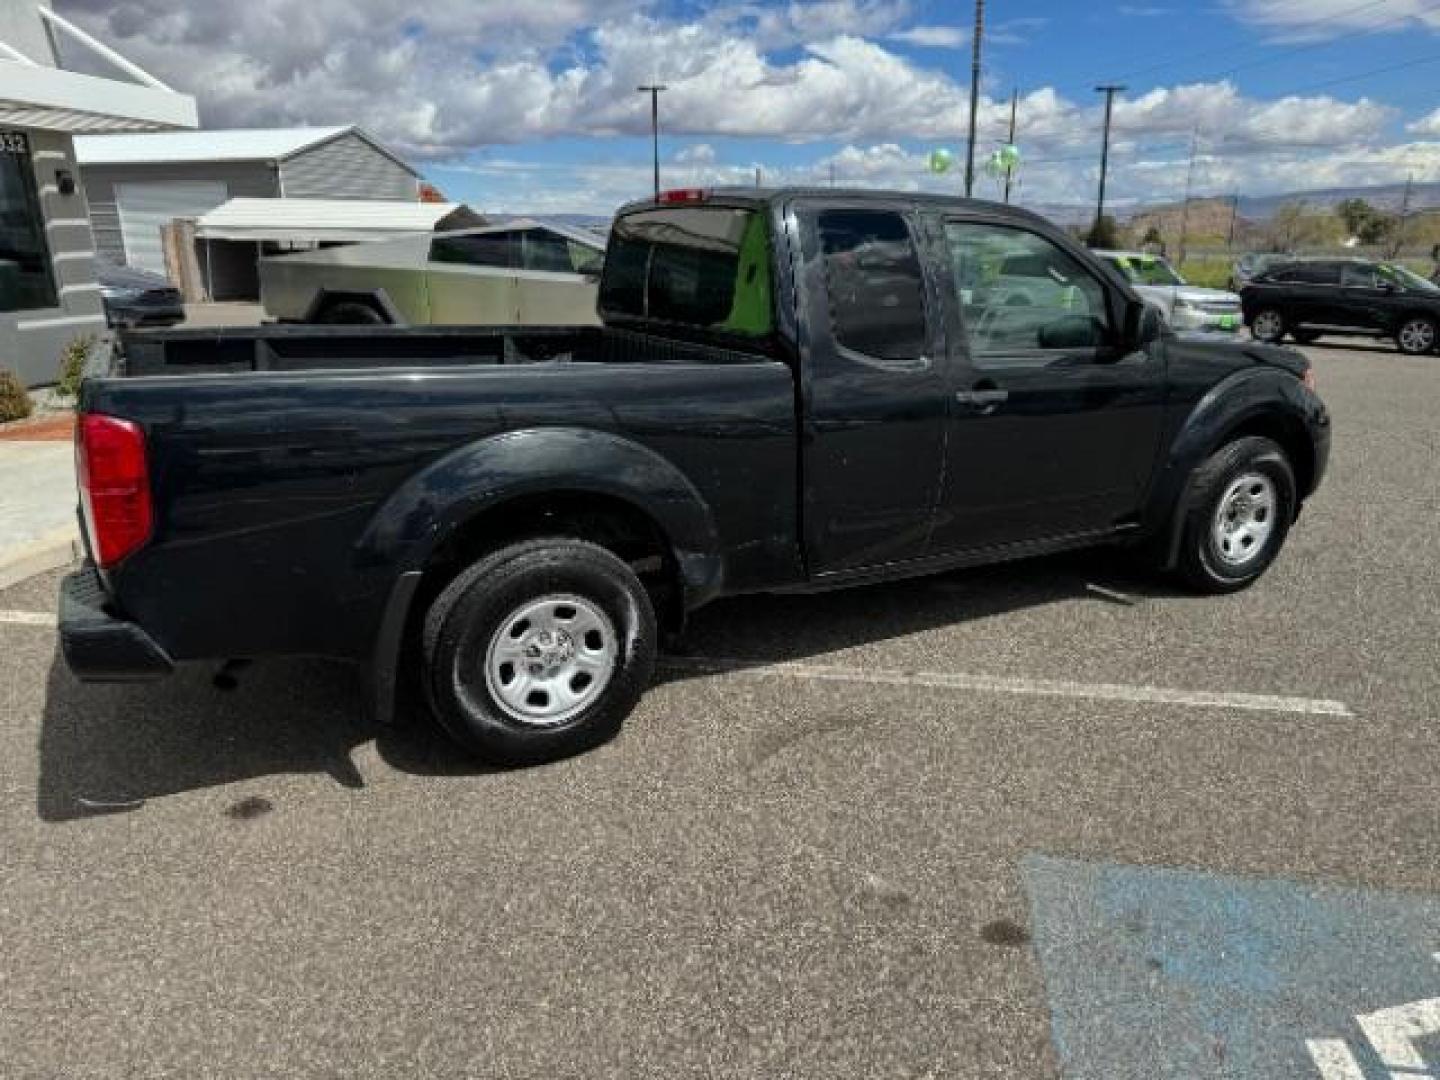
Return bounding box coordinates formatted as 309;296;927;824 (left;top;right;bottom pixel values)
1095;0;1389;88
1188;0;1440;87
1283;50;1440;95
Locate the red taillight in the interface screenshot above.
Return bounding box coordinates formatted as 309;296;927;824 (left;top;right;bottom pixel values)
76;414;151;568
657;187;709;205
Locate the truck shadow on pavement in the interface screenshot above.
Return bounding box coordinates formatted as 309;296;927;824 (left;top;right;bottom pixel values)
35;548;1182;821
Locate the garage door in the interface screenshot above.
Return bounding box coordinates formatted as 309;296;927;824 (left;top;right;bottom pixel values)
115;181;227;276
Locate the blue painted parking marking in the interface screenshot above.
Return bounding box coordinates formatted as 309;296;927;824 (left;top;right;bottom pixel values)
1022;855;1440;1079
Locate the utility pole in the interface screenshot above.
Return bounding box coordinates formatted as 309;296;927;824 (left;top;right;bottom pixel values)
829;162;836;188
1393;171;1415;258
1004;86;1018;204
637;84;666;200
1093;84;1126;242
755;165;762;188
1227;191;1240;251
1177;128;1200;267
963;0;986;198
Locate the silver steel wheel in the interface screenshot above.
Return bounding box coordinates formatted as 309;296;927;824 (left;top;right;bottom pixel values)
1399;318;1436;354
483;595;617;727
1252;311;1284;342
1211;472;1278;567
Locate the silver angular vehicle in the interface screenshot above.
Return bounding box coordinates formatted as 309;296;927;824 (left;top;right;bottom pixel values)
260;219;607;326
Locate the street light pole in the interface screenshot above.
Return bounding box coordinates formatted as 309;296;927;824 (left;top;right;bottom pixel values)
1093;84;1126;241
637;84;667;200
963;0;985;198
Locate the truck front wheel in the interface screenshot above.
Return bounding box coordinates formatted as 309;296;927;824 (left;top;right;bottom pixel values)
1176;436;1296;594
421;539;657;765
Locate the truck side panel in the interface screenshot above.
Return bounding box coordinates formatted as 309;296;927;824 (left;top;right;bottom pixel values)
81;361;799;662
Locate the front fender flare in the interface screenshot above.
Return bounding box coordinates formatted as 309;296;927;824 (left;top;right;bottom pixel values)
1148;367;1326;566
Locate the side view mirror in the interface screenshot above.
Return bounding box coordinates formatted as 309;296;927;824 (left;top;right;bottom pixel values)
1379;280;1399;294
1124;301;1165;351
1038;313;1105;350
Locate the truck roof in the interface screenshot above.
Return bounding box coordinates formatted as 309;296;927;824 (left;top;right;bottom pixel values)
615;186;1061;232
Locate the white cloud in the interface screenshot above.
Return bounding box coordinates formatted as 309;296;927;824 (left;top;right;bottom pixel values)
1113;81;1392;149
888;25;968;48
1407;107;1440;138
718;0;912;49
1224;0;1440;39
675;143;717;163
55;0;1434;217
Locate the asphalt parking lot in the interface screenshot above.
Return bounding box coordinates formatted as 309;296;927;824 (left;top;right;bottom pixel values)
3;341;1439;1079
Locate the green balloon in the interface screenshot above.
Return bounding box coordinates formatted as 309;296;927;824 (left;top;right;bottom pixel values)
928;148;954;174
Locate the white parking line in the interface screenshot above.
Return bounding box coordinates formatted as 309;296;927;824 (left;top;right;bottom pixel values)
662;656;1354;718
0;610;58;628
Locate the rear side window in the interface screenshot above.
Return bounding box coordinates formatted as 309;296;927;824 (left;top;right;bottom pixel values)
1340;264;1379;287
1275;263;1340;285
816;209;928;362
600;207;773;335
429;232;517;268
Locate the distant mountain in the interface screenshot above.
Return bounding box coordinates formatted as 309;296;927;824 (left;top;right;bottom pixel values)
526;214;613;233
1230;183;1440;221
1019;182;1440;230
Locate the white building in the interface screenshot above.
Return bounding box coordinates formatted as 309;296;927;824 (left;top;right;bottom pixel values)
0;0;196;386
74;126;426;288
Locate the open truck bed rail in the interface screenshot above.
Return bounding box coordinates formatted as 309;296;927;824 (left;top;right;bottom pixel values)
116;324;771;377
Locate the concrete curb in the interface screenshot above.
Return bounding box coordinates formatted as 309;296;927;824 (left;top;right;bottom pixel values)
0;527;81;592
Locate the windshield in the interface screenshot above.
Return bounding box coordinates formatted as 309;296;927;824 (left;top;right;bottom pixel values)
600;205;774;335
1109;254;1185;287
1378;263;1440;293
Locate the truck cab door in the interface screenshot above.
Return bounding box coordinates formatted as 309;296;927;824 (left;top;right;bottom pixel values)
926;215;1166;552
795;205;948;575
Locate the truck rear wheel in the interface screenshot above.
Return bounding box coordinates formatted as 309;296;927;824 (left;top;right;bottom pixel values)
1176;436;1296;594
421;538;657;765
318;300;386;325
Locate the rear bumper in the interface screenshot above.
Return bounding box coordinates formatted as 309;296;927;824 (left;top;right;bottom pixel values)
59;566;173;682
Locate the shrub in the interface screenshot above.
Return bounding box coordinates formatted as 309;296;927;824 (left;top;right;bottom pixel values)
0;368;32;423
1085;214;1121;250
57;334;96;400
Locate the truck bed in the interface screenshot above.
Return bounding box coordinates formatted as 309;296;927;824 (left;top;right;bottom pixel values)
116;323;772;377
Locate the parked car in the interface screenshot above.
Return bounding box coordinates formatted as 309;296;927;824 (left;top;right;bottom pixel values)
1095;250;1242;332
95;256;184;329
1229;252;1293;293
260;219;607;327
61;188;1329;766
1242;258;1440;354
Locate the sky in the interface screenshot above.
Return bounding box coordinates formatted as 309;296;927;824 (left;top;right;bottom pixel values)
63;0;1440;217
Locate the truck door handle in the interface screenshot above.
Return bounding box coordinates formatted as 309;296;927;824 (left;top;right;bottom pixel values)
955;388;1009;414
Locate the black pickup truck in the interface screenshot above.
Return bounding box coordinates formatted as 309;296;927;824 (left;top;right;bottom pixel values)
62;188;1330;764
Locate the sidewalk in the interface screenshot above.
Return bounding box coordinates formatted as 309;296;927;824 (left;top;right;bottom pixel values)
0;435;80;590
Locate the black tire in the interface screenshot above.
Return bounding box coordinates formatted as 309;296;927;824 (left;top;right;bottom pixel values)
1176;436;1296;594
318;300;386;325
1396;316;1438;356
1250;309;1287;343
421;538;657;766
1291;329;1321;345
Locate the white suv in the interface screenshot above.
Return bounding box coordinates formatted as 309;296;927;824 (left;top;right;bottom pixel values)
1096;250;1243;332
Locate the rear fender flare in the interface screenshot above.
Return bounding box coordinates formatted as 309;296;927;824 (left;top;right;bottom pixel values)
356;427;725;603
